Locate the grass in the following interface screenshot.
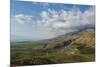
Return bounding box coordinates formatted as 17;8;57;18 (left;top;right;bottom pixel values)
11;42;95;66
11;50;95;66
11;30;95;66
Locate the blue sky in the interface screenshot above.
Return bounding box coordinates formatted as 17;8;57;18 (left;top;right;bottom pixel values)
11;0;95;41
11;0;91;16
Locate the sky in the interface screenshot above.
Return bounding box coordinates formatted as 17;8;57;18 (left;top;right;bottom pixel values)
11;0;95;41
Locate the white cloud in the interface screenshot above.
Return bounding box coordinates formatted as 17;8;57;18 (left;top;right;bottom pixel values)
11;14;36;24
11;6;95;39
82;7;95;24
39;6;95;35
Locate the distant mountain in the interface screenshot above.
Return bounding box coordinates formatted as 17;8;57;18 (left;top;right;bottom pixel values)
40;24;95;50
11;24;95;50
39;24;95;42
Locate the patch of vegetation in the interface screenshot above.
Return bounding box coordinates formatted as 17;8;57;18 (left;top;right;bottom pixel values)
77;45;95;54
11;30;95;66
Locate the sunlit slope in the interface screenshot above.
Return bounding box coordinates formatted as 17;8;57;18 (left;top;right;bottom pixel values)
45;29;95;49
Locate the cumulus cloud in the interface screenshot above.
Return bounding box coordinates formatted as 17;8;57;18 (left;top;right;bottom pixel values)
11;6;95;38
39;6;95;35
11;14;36;24
82;7;95;24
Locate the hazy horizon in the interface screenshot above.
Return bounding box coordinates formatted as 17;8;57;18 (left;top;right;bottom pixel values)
11;0;95;41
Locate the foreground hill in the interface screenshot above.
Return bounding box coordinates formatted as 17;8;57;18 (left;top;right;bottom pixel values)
11;28;95;66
